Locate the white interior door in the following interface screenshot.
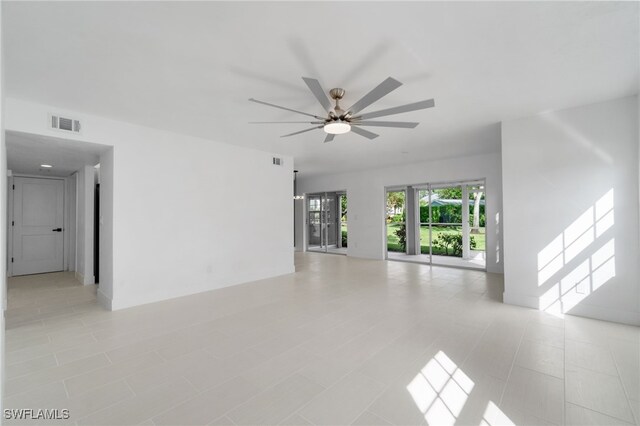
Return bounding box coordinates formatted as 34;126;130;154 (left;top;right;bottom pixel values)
12;177;65;276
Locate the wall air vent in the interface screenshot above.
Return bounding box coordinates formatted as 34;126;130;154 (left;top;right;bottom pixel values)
49;114;81;134
272;157;283;166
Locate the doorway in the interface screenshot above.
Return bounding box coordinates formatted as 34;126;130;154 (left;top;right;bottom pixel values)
307;191;347;255
6;131;112;290
11;176;65;275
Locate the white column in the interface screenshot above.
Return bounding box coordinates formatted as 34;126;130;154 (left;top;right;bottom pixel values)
405;187;419;255
462;184;470;259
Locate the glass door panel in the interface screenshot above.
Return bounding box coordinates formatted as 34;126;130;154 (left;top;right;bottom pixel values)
339;193;347;249
307;195;322;251
429;184;464;264
324;195;337;248
418;188;433;262
386;190;406;254
467;183;486;267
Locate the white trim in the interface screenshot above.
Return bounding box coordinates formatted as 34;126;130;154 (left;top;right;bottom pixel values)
67;173;77;272
96;288;112;311
7;174;13;277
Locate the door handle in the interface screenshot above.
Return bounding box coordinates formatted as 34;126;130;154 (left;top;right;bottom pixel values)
52;228;62;232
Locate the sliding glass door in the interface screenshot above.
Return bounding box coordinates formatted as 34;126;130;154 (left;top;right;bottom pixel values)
386;180;486;270
307;191;346;254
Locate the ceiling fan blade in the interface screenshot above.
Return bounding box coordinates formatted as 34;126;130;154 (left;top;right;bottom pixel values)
249;121;324;124
355;99;435;120
324;134;335;143
302;77;332;112
352;121;419;128
249;98;324;119
350;126;379;140
280;125;324;138
346;77;402;115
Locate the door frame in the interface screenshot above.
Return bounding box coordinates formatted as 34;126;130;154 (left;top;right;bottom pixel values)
7;174;72;277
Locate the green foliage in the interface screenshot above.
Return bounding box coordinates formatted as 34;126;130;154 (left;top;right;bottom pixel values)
341;196;347;221
387;224;485;255
395;224;407;252
341;230;348;247
419;205;485;226
433;232;476;256
389;214;403;223
434;187;462;199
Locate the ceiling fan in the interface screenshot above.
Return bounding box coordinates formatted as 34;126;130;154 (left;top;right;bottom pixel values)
249;77;435;143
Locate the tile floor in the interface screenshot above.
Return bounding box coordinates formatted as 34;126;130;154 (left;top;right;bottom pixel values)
3;253;639;425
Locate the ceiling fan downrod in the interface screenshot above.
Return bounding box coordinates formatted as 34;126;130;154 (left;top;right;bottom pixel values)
329;88;348;121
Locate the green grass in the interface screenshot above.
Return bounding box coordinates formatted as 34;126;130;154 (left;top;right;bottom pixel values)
386;223;486;256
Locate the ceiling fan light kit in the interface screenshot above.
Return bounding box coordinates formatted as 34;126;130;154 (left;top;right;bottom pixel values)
249;76;435;142
324;122;351;135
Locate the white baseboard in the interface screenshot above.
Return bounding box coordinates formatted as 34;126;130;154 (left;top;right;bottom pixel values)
504;291;640;326
96;289;113;311
75;271;95;286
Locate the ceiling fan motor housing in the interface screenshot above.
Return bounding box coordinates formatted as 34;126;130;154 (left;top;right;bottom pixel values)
329;88;345;100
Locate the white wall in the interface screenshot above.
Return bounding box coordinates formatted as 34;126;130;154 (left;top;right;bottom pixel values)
74;165;95;285
502;96;639;325
97;148;113;309
4;98;294;310
0;0;6;412
297;152;504;274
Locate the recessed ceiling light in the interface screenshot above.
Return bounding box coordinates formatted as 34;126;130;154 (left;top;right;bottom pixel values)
323;122;351;135
40;164;53;168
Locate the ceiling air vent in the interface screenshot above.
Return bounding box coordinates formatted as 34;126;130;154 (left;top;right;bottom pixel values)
272;157;283;166
49;114;81;134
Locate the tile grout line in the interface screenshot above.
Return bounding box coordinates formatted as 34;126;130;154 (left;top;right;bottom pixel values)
496;316;527;407
72;380;139;425
605;337;638;425
564;320;567;426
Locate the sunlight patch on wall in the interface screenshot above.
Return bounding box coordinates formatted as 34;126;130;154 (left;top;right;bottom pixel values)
541;112;613;164
540;238;615;316
537;189;614;287
537;189;615;316
407;351;474;426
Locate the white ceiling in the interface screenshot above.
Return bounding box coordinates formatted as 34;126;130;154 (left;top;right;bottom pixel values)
3;2;638;177
6;131;108;177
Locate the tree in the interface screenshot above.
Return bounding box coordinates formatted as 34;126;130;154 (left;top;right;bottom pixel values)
386;192;405;216
471;190;483;233
434;187;462;199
